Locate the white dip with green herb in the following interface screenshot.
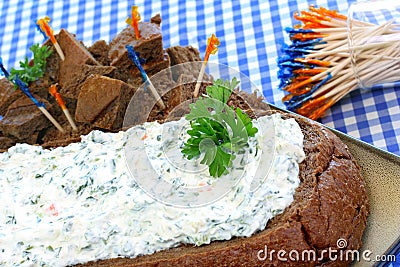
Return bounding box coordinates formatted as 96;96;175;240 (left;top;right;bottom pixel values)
0;114;304;266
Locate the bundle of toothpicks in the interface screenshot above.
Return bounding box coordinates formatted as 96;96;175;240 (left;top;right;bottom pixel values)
279;5;400;120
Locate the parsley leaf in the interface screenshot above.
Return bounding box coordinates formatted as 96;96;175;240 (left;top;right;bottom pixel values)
181;78;258;177
206;146;233;178
236;107;259;137
9;44;52;88
206;77;239;103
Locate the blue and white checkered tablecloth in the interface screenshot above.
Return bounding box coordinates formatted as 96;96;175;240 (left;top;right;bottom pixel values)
1;0;399;156
0;0;399;264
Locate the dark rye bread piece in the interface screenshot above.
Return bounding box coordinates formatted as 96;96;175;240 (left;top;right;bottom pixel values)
0;78;19;116
75;75;135;131
166;46;203;81
0;134;15;152
40;123;92;149
111;51;170;87
0;96;53;143
164;75;212;120
122;68;177;126
56;29;104;99
166;46;201;66
150;14;162;25
78;99;369;267
59;64;116;99
88;40;111;66
108;18;163;68
124;71;211;126
128;52;170;87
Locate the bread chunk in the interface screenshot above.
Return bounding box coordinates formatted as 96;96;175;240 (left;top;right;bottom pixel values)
108;23;163;68
0;96;53;143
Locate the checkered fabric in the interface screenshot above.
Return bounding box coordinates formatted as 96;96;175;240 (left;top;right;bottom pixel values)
0;0;400;263
0;0;399;157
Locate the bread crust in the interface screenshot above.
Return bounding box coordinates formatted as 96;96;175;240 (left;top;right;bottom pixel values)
76;108;369;267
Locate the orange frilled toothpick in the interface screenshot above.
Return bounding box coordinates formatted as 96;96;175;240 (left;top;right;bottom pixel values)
36;16;65;61
279;5;400;120
125;6;141;39
193;34;220;98
49;84;77;131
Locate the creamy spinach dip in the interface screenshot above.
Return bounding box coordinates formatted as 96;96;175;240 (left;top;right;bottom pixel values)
0;114;305;266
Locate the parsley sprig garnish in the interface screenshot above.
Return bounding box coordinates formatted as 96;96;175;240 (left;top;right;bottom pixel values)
9;44;52;88
181;78;258;177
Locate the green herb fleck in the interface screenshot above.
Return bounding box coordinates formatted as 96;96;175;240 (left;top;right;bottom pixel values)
76;182;89;195
181;78;258;177
9;43;52;88
30;194;41;205
6;215;16;225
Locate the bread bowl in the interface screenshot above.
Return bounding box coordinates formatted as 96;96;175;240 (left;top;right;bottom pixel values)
0;14;369;267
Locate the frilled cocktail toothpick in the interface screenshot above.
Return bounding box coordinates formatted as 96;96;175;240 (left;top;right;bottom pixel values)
194;34;220;98
0;57;8;77
36;16;65;61
49;84;77;131
126;45;166;109
0;57;65;133
278;5;400;120
126;6;141;39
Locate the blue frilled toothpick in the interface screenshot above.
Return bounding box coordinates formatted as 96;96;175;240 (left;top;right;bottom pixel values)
126;45;166;109
278;6;400;120
0;57;65;132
